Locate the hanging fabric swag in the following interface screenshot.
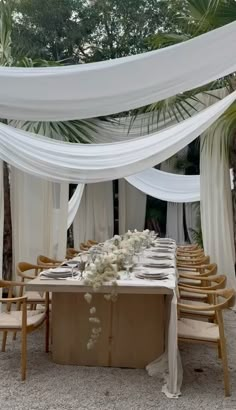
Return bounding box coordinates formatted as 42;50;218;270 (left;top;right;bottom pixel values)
0;90;236;183
0;22;235;121
126;168;200;203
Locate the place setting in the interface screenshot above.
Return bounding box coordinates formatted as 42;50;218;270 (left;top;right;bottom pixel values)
39;258;87;280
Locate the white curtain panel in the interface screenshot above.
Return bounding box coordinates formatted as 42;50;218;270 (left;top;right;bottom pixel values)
73;182;114;247
119;179;147;234
0;23;235;121
185;202;200;243
51;182;69;259
10;169;68;279
1;91;236;183
67;184;84;229
0;161;3;280
166;203;185;245
126;168;200;202
200;93;236;290
161;149;187;244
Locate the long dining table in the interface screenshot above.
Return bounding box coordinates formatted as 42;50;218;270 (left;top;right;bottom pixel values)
26;243;181;398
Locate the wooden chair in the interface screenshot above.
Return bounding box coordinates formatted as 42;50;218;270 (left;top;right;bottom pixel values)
87;240;98;246
177;244;201;252
178;274;227;321
177;249;205;258
179;274;227;303
178;262;217;276
178;263;217;286
0;280;50;380
17;262;52;308
80;242;90;251
37;255;62;266
177;255;210;267
66;248;80;259
178;288;235;396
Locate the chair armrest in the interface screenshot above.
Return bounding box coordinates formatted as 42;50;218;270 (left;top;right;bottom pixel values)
0;296;27;302
178;301;214;312
18;273;36;280
1;280;27;287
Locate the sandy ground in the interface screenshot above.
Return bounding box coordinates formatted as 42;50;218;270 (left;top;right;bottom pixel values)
0;311;235;410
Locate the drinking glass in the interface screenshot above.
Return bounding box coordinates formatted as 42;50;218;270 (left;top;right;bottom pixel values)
123;253;133;279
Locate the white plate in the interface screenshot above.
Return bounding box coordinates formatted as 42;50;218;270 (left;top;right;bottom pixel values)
50;267;72;274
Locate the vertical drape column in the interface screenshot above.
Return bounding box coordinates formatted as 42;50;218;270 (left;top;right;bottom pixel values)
0;161;3;280
11;168;69;278
73;182;114;246
200;132;236;289
118;179;147;235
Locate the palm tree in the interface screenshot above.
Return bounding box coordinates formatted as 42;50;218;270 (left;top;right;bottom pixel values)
135;0;236;247
0;0;104;280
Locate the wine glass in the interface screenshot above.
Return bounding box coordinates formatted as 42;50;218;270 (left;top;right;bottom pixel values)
123;253;133;279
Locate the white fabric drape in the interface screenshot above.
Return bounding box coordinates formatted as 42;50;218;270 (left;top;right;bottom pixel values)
51;182;69;259
126;168;200;202
1;91;236;183
10;169;68;279
200;92;236;290
73;182;114;247
119;179;147;234
0;161;3;280
0;22;235;121
165;203;185;245
160;149;187;244
67;184;84;229
11;168;53;278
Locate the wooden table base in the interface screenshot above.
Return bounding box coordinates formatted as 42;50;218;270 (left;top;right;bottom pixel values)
52;292;165;368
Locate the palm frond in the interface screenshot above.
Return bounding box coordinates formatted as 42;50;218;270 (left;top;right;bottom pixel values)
0;0;13;66
9;119;103;143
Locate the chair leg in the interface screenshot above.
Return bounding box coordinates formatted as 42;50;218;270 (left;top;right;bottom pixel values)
45;315;49;353
217;341;222;359
45;295;50;353
2;331;7;352
220;337;230;397
21;301;27;381
13;332;17;341
21;329;27;381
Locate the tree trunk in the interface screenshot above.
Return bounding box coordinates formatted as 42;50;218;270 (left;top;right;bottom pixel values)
3;162;12;280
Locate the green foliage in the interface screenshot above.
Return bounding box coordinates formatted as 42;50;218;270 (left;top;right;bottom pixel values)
189;226;203;247
12;0;87;63
0;0;12;65
189;204;203;247
10;0;189;63
0;0;104;142
140;0;236;160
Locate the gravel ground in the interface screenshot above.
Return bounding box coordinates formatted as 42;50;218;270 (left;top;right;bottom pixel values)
0;311;235;410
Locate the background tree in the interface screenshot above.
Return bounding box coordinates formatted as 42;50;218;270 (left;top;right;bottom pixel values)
143;0;236;248
11;0;188;62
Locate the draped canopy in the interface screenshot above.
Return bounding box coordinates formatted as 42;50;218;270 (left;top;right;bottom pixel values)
0;22;235;121
0;91;235;183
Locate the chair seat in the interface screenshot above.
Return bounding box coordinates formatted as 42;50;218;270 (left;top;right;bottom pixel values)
178;318;219;341
0;310;45;329
25;291;52;303
25;291;45;302
179;299;215;317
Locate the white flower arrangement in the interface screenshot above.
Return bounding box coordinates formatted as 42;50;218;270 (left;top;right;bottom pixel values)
83;229;156;350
